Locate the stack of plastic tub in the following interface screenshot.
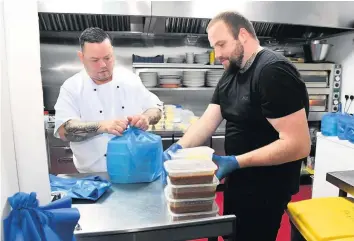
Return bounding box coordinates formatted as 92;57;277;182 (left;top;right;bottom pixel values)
163;147;220;221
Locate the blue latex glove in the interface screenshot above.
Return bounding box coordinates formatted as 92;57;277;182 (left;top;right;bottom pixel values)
212;154;240;180
163;143;182;161
161;143;182;185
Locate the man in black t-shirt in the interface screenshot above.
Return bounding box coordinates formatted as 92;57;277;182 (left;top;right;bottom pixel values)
163;11;310;241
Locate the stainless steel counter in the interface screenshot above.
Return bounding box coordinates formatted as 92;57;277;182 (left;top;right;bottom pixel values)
59;173;235;241
326;170;354;197
150;126;226;137
46;126;226;174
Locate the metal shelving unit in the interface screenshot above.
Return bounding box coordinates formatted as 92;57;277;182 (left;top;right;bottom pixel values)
133;62;336;72
133;63;224;69
133;62;341;122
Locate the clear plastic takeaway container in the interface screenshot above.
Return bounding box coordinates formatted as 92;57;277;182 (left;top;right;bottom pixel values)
168;202;219;221
169;146;215;161
164;159;217;185
167;176;219;199
165;187;215;214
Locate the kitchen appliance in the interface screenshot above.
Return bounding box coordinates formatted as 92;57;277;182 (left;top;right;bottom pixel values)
296;63;342;120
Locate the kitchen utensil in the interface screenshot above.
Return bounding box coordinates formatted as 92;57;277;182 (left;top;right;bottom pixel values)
309;40;333;62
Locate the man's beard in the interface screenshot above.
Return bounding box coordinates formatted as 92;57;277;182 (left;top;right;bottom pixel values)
227;44;244;74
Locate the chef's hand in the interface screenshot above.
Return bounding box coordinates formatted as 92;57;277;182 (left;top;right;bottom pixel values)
127;115;149;131
98;119;128;136
212;154;240;180
163;143;182;161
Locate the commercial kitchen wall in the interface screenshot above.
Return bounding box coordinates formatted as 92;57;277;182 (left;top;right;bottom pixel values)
40;41;301;115
1;4;51;237
325;32;354;114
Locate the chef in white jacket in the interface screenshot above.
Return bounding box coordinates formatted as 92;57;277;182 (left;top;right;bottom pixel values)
54;27;163;173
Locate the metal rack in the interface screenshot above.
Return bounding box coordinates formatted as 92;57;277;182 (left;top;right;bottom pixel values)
133;62;342;122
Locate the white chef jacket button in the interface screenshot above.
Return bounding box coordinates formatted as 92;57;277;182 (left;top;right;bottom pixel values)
104;154;107;157
122;106;125;109
117;86;119;88
94;88;97;91
99;110;103;113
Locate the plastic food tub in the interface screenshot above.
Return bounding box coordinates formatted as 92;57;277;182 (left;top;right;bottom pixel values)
167;176;219;199
164;159;217;185
169;146;215;161
168;202;219;221
165;187;215;214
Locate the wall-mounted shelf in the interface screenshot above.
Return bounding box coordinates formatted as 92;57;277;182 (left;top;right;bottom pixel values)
133;63;224;69
132;62;337;71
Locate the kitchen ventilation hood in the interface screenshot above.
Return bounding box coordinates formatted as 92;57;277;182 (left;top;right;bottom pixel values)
38;1;354;42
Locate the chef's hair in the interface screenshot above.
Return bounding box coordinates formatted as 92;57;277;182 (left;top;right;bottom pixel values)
207;11;257;39
79;27;112;50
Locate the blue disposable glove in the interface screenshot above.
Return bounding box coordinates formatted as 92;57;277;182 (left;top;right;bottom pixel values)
163;143;182;161
212;154;240;180
161;143;182;185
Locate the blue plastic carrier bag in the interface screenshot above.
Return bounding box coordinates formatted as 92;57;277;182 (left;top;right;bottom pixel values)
3;192;80;241
106;127;163;183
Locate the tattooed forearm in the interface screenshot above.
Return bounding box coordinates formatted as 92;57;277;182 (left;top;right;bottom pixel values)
63;120;102;142
143;108;162;125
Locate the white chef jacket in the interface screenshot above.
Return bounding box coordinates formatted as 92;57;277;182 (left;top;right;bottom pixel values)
54;67;163;173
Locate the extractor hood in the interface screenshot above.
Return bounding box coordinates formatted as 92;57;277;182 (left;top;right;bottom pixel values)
38;1;354;42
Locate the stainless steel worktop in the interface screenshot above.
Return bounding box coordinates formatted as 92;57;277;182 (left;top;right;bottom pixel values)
326;170;354;197
59;173;235;241
150;126;226;137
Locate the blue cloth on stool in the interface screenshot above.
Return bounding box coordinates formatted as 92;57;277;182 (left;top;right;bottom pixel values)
49;174;111;201
3;192;80;241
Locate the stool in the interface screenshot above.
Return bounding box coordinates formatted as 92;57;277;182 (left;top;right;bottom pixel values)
287;197;354;241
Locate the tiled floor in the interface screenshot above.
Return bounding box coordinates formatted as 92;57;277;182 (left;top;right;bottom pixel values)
192;185;312;241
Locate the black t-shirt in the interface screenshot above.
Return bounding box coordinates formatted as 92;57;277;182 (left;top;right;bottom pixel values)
211;48;309;196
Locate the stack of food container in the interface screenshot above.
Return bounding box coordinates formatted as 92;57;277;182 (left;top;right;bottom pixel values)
163;147;220;221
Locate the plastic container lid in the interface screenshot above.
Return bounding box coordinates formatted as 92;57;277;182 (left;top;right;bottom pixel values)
169;146;215;160
164;159;217;178
167;175;219;189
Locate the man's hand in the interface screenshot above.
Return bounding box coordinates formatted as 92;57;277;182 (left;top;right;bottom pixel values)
98;119;128;136
161;143;182;185
127;115;149;131
212;154;240;180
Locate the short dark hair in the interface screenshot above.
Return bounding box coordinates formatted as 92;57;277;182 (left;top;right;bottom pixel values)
207;11;257;39
79;27;112;50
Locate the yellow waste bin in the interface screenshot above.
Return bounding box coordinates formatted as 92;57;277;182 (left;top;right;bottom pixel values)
287;197;354;241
